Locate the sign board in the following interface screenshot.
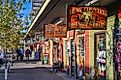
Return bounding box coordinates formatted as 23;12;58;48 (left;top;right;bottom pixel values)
45;24;55;38
67;6;107;30
35;31;44;41
54;25;67;38
44;24;67;38
118;7;121;18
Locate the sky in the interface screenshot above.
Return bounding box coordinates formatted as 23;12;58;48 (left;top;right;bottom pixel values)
23;0;32;18
20;0;32;33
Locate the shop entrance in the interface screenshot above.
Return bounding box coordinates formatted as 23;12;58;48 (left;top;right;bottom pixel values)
94;32;106;77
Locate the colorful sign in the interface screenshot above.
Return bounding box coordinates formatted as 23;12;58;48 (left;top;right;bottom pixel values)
118;7;121;18
44;24;55;38
35;32;44;41
67;6;107;30
44;24;67;38
54;25;67;38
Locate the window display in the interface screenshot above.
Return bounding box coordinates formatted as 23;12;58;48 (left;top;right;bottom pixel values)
95;33;106;77
65;40;69;69
116;37;121;72
78;37;85;77
71;39;75;76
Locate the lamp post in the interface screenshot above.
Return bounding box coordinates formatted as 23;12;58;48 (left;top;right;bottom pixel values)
1;32;9;80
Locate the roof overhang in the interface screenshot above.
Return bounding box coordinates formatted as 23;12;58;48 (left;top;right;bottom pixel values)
24;0;119;39
24;0;51;39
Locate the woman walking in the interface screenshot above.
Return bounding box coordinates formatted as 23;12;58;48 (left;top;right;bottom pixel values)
25;49;30;60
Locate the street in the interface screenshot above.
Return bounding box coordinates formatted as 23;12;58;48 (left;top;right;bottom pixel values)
0;61;64;80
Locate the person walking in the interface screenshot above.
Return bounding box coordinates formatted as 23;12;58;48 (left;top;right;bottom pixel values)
90;67;95;80
16;48;21;61
78;65;83;80
25;49;30;60
94;66;99;80
20;47;24;61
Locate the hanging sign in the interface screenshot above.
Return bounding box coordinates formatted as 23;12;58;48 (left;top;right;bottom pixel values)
54;25;67;38
118;7;121;18
67;6;107;30
44;24;55;38
44;24;67;38
35;31;44;41
118;7;121;29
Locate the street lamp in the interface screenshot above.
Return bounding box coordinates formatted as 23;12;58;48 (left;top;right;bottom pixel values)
1;32;9;80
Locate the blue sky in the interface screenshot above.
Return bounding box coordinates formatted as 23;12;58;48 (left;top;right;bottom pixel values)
20;0;32;33
23;0;32;18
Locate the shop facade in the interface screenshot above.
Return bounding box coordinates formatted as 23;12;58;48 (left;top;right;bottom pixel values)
42;40;53;65
25;0;121;80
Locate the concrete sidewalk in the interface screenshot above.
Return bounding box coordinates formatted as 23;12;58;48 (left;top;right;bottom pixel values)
56;72;78;80
10;61;51;69
49;68;78;80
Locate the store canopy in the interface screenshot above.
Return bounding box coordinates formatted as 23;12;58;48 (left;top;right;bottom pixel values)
24;0;118;39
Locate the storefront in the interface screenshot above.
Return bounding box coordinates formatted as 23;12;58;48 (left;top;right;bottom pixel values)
52;42;59;64
42;40;53;65
25;0;121;79
94;32;106;77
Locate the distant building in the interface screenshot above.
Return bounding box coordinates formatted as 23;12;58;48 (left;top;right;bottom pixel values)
31;0;45;20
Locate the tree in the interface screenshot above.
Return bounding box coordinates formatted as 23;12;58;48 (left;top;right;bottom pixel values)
0;0;31;50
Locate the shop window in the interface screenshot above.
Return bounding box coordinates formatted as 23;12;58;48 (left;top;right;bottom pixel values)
71;39;75;76
95;33;106;77
116;37;121;72
78;36;85;75
78;37;85;56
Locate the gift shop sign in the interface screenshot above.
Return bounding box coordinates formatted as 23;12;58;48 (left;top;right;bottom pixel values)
44;24;67;38
67;6;107;30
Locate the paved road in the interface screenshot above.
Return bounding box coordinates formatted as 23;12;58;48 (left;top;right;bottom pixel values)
0;60;64;80
0;68;64;80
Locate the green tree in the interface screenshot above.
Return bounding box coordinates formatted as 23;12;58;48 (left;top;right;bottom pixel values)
0;0;31;50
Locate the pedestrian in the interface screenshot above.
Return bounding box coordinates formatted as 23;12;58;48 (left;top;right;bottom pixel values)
60;62;64;72
16;48;20;61
57;60;61;71
78;65;83;80
90;67;95;80
25;49;30;60
20;47;24;61
11;54;15;66
30;49;32;57
94;66;99;80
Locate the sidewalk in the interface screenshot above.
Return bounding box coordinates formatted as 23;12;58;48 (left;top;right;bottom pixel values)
56;72;78;80
10;61;51;69
49;68;78;80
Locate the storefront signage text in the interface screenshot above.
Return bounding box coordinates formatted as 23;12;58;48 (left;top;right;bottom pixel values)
67;6;107;30
44;24;67;38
